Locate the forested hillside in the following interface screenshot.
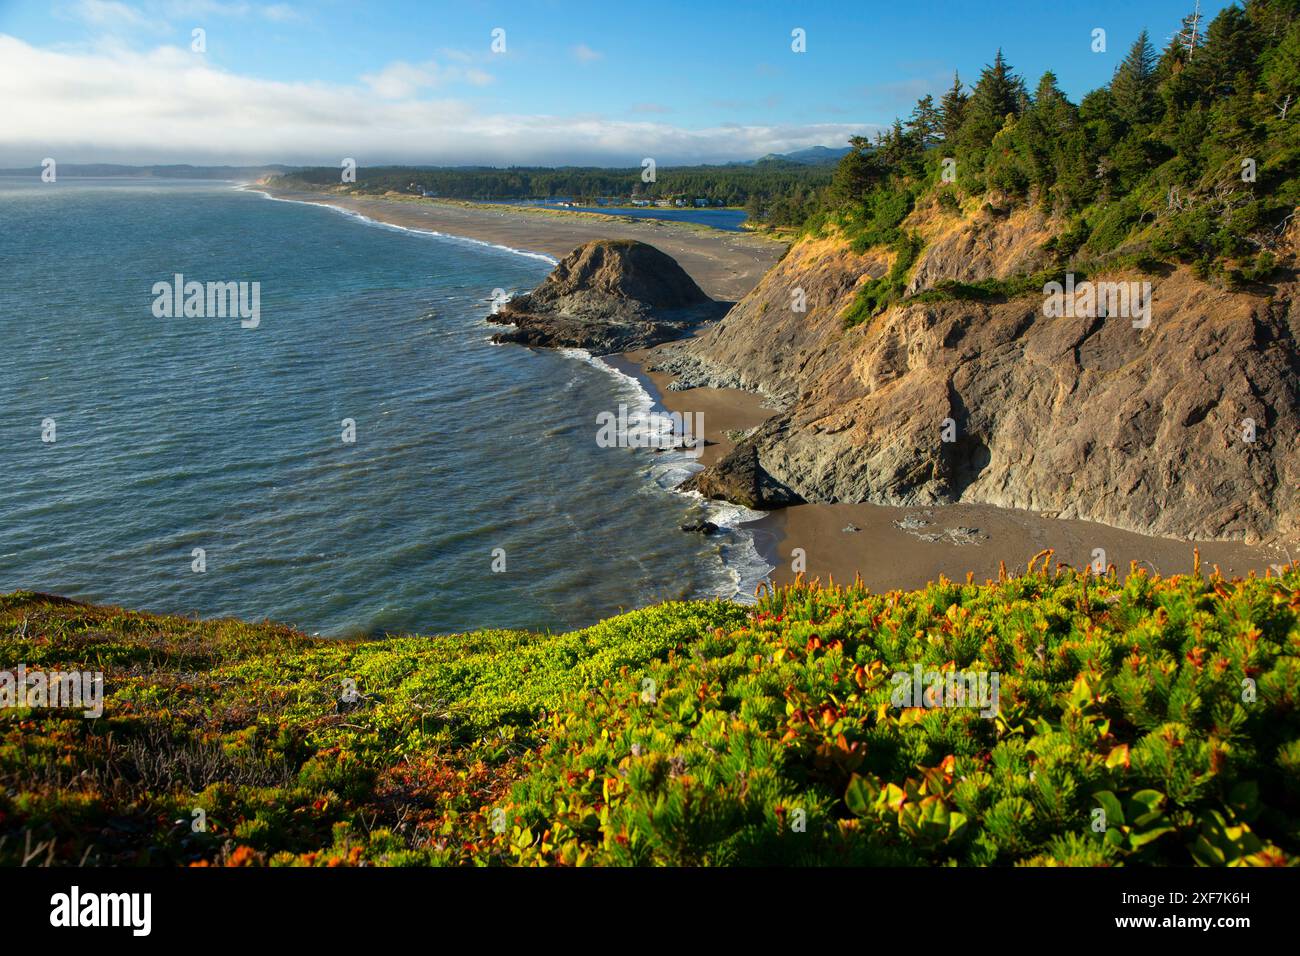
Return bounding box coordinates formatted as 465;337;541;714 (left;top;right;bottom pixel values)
813;0;1300;318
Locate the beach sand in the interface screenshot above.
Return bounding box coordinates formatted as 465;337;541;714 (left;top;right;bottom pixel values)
257;187;784;302
611;344;776;470
614;346;1290;592
265;184;1290;593
757;500;1289;590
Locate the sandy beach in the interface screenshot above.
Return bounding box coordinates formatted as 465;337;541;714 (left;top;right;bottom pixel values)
263;183;1291;593
613;345;1291;592
256;187;784;302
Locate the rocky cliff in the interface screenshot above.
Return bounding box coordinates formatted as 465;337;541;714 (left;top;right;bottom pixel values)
489;239;725;353
660;204;1300;545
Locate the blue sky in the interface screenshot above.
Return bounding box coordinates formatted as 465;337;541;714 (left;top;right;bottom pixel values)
0;0;1234;166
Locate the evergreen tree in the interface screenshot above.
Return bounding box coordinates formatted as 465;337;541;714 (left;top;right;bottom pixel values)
961;50;1027;147
874;119;918;172
1197;4;1263;96
1014;70;1089;205
829;135;884;206
939;72;969;142
1260;19;1300;117
1032;71;1067;112
906;94;943;149
1110;30;1158;126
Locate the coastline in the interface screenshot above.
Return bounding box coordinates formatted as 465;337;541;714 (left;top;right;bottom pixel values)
253;182;1289;596
251;185;785;302
599;348;779;600
616;344;1290;591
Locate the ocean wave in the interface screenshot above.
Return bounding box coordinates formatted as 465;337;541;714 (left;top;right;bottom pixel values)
561;349;775;603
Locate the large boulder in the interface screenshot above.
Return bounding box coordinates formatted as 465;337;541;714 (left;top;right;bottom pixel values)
488;239;724;353
679;440;801;511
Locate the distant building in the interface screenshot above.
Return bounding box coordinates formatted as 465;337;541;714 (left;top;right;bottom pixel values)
694;198;709;207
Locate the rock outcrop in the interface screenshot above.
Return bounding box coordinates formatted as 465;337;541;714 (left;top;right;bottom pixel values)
679;440;801;510
488;239;724;353
657;210;1300;545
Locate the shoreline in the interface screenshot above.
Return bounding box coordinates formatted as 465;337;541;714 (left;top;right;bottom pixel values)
249;182;786;604
257;181;1290;595
614;345;1290;591
601;348;780;600
252;185;786;302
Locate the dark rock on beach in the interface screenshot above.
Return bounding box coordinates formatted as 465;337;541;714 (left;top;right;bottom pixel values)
488;239;726;353
680;518;720;535
679;440;802;511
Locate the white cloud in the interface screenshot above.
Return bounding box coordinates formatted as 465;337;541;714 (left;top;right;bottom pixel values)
361;59;493;99
260;4;301;22
161;1;251;16
0;35;872;166
69;0;166;33
571;43;603;63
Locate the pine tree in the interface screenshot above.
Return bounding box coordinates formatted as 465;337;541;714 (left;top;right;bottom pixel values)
939;72;968;142
874;119;916;171
829;135;884;206
975;50;1026;119
1261;19;1300;117
1111;30;1158;126
1033;71;1066;111
962;50;1027;147
906;94;942;149
1197;4;1262;96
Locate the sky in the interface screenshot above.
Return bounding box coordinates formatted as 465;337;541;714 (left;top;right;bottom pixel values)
0;0;1235;168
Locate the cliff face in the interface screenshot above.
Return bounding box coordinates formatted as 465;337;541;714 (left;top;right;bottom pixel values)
663;211;1300;544
904;202;1056;294
489;239;724;352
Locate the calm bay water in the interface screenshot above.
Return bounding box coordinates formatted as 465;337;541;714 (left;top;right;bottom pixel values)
0;178;768;636
490;199;750;232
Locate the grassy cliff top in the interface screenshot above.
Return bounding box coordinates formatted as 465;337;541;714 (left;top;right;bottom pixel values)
2;558;1297;866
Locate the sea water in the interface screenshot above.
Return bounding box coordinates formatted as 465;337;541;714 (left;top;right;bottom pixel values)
0;178;770;636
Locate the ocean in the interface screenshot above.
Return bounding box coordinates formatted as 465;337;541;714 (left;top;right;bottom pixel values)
0;178;770;636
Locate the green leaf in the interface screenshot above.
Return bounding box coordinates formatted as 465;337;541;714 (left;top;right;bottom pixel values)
1127;790;1165;827
844;774;874;818
1129;825;1176;850
1094;790;1125;827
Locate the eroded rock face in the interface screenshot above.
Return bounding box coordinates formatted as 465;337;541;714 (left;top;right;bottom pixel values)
905;201;1056;295
488;239;724;353
659;216;1300;545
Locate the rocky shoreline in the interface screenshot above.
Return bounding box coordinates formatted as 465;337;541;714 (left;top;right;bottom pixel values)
486;239;727;352
654;212;1300;549
261;188;1291;588
482;225;1293;589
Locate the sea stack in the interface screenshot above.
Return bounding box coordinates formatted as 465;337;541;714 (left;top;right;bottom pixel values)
488;239;724;353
